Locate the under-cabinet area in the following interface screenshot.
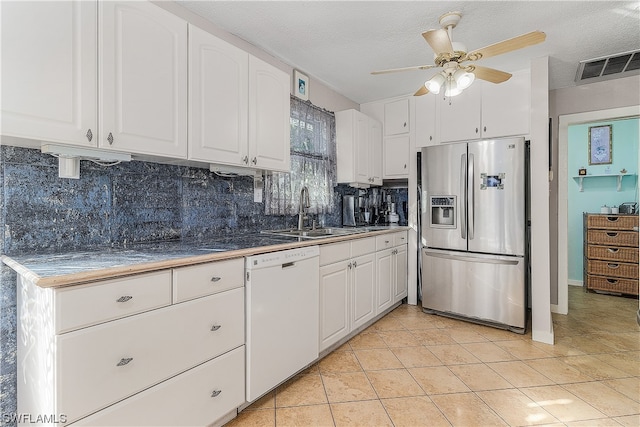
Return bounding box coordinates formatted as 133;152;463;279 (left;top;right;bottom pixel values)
6;228;408;426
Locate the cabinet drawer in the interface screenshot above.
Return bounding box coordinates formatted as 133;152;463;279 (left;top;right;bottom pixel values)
393;231;408;246
55;271;172;334
320;241;350;266
586;275;639;296
57;288;244;423
351;236;376;257
587;215;638;230
72;346;245;426
173;258;244;303
587;260;638;280
376;234;395;250
587;230;638;247
587;245;639;263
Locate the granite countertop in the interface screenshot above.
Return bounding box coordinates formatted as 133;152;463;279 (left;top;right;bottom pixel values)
1;226;408;288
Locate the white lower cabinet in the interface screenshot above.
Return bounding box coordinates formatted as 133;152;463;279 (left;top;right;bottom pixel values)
394;244;408;302
376;248;394;313
72;346;245;426
376;231;408;311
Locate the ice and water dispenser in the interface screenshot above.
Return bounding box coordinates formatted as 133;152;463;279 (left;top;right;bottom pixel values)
430;196;456;228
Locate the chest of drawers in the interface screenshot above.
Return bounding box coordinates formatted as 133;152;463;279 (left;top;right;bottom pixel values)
583;213;639;296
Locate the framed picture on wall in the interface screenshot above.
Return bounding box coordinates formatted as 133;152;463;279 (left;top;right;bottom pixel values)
588;124;612;165
294;70;309;101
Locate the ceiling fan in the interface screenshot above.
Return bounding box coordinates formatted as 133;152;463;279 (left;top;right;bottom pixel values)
371;11;546;97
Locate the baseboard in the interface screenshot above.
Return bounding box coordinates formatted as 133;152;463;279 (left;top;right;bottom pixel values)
568;280;583;287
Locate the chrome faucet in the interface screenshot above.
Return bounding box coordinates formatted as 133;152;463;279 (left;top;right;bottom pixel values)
298;186;310;230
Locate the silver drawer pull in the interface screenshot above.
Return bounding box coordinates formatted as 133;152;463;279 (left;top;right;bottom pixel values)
116;296;133;303
607;248;620;253
211;390;222;398
607;263;620;269
210;277;221;282
210;324;221;331
117;357;133;367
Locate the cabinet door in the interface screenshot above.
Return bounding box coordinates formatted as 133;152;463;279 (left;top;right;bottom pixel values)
1;1;97;146
319;261;350;351
394;245;408;302
248;56;290;172
370;118;383;185
383;135;410;179
438;82;482;143
188;24;248;165
482;69;531;138
354;111;371;184
100;1;187;158
351;253;376;330
375;249;394;314
384;99;409;136
414;95;437;147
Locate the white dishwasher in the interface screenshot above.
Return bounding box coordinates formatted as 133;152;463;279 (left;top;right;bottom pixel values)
245;245;320;402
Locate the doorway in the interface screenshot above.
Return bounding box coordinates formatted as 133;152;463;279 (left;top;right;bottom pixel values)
557;105;640;315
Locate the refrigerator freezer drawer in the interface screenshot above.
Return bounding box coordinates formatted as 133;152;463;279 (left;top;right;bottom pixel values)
422;249;525;330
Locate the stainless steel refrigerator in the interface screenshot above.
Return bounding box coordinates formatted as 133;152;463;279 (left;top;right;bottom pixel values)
421;137;526;332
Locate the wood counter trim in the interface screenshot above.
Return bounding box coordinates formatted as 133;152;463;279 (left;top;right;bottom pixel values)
2;228;409;289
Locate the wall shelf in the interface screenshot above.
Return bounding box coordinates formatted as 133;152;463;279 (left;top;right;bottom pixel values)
572;173;637;192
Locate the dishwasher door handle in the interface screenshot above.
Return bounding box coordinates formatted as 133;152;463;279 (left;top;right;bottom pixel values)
282;262;296;269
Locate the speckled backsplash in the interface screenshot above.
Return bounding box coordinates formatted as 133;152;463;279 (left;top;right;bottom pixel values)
0;145;407;424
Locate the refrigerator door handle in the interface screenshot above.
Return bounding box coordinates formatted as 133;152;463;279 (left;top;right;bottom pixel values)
468;153;475;240
460;153;467;240
423;250;520;266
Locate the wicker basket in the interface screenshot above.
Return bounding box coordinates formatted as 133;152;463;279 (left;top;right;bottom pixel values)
587;214;638;230
586;275;639;295
587;245;639;263
587;260;639;279
587;230;639;247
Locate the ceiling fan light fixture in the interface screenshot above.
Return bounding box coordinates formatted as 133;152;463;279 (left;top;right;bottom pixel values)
444;77;462;97
454;69;475;90
425;73;445;94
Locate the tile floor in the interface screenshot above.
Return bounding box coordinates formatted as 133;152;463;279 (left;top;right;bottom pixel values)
227;287;639;426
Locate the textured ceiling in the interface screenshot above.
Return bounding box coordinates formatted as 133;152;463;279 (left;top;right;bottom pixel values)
177;1;640;104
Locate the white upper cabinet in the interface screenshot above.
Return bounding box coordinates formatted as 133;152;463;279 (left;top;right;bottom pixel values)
248;56;291;172
414;95;437;147
384;99;410;136
438;82;482;143
369;119;383;185
100;1;188;158
1;1;97;147
336;109;382;187
188;24;249;165
383;135;410;179
481;69;531;138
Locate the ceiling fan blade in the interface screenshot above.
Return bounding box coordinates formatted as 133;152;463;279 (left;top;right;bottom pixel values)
371;64;438;75
414;86;429;96
468;65;512;83
466;31;546;61
422;29;453;54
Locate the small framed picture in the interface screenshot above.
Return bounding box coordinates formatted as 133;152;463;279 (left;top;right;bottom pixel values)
588;124;612;165
294;70;309;101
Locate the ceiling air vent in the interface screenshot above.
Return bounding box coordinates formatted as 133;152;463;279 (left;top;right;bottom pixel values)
575;49;640;84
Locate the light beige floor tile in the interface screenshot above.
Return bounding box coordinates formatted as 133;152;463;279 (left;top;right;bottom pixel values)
409;366;470;394
521;385;607;423
369;315;406;331
397;315;442;330
477;388;560;426
428;343;482;365
603;377;640;402
391;346;443;368
589;332;640;352
246;391;275;410
322;371;377;403
333;342;352;352
594;352;640;376
366;368;425;398
447;328;490;344
614;414;640;427
448;363;512;391
475;325;523;342
319;350;362;373
461;342;517;363
354;348;403;370
488;361;554;388
563;382;640;417
377;329;423;347
348;331;387;349
525;358;594;384
330;400;394;427
275;404;334;427
560;355;630;380
299;363;319;375
566;419;625;426
226;409;275;427
431;392;508;426
411;329;457;345
560;335;619;355
381;396;451;427
275;374;328;407
531;339;587;357
495;339;555;360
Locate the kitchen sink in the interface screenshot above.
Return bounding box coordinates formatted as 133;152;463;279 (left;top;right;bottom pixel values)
261;227;368;239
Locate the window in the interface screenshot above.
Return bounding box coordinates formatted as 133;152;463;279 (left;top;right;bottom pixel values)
264;96;336;215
